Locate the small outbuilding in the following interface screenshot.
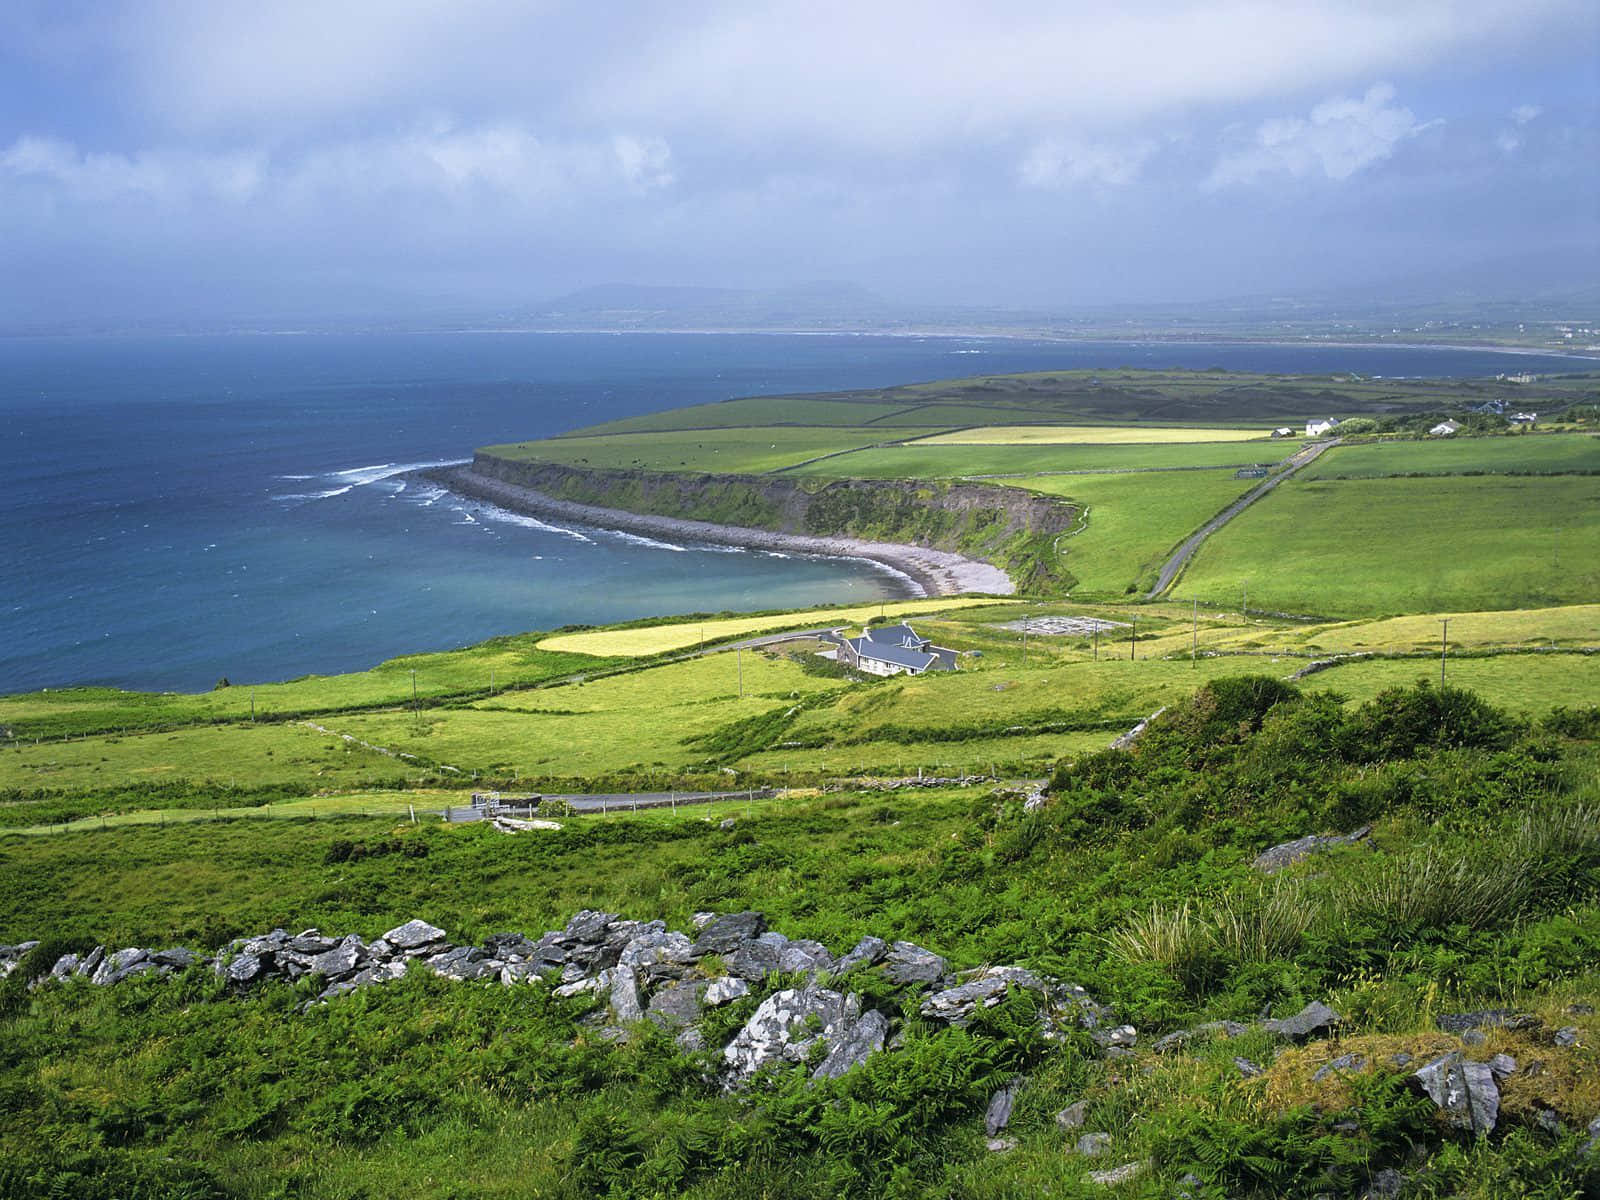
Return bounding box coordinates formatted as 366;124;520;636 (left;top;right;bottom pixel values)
1428;420;1461;437
1270;427;1295;439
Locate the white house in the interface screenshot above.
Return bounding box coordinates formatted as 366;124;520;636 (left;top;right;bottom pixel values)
1305;418;1341;437
1428;419;1461;437
824;623;957;677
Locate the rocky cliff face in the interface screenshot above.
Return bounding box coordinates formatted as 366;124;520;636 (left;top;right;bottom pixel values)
470;454;1079;590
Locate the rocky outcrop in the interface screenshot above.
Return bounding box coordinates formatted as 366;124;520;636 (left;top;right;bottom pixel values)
1254;825;1371;873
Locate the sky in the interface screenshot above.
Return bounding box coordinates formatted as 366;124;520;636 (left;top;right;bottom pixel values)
1;1;1597;326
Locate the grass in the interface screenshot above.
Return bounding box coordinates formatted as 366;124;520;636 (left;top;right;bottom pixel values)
536;597;1008;656
1174;475;1600;617
906;424;1275;445
1301;431;1600;480
784;439;1287;478
1011;470;1260;594
1290;652;1600;713
481;427;922;474
1201;603;1600;655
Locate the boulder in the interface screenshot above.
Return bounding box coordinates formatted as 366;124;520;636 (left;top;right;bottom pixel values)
693;911;767;956
723;983;859;1082
812;1010;889;1080
619;930;696;978
881;941;947;986
49;953;82;981
1411;1052;1500;1136
728;933;788;981
1087;1161;1146;1187
780;939;835;974
1554;1026;1580;1047
704;977;750;1007
482;932;539;959
381;920;447;953
1093;1024;1137;1050
1055;1101;1088;1131
93;948;154;986
1312;1052;1366;1083
1435;1009;1539;1034
920;966;1045;1025
984;1078;1023;1136
76;946;105;978
286;930;338;955
308;944;363;981
1075;1132;1111;1157
835;935;887;972
1261;1000;1339;1041
647;980;705;1029
241;929;289;957
151;948;197;969
1253;825;1370;873
985;1137;1018;1152
609;964;643;1024
224;952;270;987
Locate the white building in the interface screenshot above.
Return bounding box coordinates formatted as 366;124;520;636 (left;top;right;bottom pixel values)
1305;418;1341;437
1428;420;1461;437
825;623;957;677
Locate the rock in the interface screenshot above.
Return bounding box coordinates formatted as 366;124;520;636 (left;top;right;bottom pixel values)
1095;1024;1137;1049
1312;1052;1366;1083
92;948;153;986
151;948;196;969
1253;825;1370;873
1087;1161;1146;1186
722;983;859;1081
619;930;696;974
1388;1052;1412;1069
609;965;644;1024
77;946;104;978
718;818;737;830
1261;1000;1339;1041
985;1078;1023;1136
921;966;1046;1025
704;977;750;1007
1198;1019;1251;1040
1461;1029;1487;1047
241;929;289;957
225;952;269;987
1365;1167;1404;1199
1151;1030;1191;1054
693;911;767;956
1411;1052;1500;1136
563;910;616;944
382;919;446;952
308;944;363;981
286;930;338;955
499;960;547;985
1055;1101;1088;1131
881;940;947;986
647;980;705;1029
1488;1054;1517;1079
553;975;605;999
1435;1009;1539;1034
482;932;539;959
1554;1026;1579;1047
1075;1132;1111;1158
690;912;718;931
1581;1114;1600;1156
985;1137;1018;1152
1233;1057;1264;1078
835;935;887;972
49;953;81;981
427;946;497;981
813;1010;889;1080
780;939;834;973
728;937;786;981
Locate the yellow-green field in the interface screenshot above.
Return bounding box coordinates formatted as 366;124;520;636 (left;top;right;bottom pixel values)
907;425;1274;446
536;597;1009;657
481;427;932;474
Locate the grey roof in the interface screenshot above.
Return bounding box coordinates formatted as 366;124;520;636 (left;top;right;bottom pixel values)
848;637;939;672
862;623;923;647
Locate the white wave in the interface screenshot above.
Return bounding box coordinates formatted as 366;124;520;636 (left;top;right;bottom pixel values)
604;529;689;552
274;486;352;501
764;550;792;559
275;473;316;480
471;501;595;543
330;458;470;487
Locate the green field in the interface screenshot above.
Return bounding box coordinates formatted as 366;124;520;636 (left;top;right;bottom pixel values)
909;424;1273;445
1301;432;1600;480
1175;475;1600;617
1013;470;1259;594
786;438;1287;478
482;427;921;473
1307;651;1600;714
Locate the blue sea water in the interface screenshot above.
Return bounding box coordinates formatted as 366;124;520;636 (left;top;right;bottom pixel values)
1;332;1588;694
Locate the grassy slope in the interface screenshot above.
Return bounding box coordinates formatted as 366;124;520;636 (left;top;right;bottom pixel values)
1300;431;1600;479
785;439;1288;477
1174;475;1600;617
483;427;930;474
907;424;1274;445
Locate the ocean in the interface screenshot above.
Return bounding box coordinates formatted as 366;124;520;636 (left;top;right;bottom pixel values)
1;332;1586;694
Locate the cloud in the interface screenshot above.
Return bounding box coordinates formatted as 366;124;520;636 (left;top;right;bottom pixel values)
1019;138;1157;189
0;135;265;204
1511;104;1543;125
1204;84;1434;189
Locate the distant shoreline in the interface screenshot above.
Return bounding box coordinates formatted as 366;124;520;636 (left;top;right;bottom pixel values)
420;465;1015;599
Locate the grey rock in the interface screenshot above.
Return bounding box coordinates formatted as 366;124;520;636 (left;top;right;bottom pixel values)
1569;1003;1595;1016
728;938;785;981
984;1078;1023;1136
1581;1114;1600;1156
482;932;539;959
619;930;696;975
1461;1029;1487;1047
241;929;289;957
563;909;617;944
77;946;104;978
921;966;1046;1025
676;1027;706;1053
1488;1053;1517;1079
1412;1051;1500;1136
1087;1161;1146;1187
1233;1057;1264;1078
151;948;196;968
499;960;549;985
1436;1009;1539;1034
985;1137;1018;1152
91;947;148;986
49;953;82;981
286;930;338;955
704;977;751;1006
881;940;947;986
718;818;737;830
813;1009;889;1080
1365;1167;1404;1198
1151;1029;1192;1054
835;935;887;972
1075;1132;1111;1157
381;919;446;952
225;952;269;987
552;975;605;999
308;944;362;981
1198;1019;1251;1039
647;980;705;1029
690;911;717;931
1175;1171;1203;1199
780;939;834;973
693;910;767;956
1554;1025;1579;1047
1055;1100;1088;1131
722;982;859;1081
1253;825;1370;873
1388;1052;1412;1069
427;946;496;981
1097;1024;1137;1049
609;964;644;1023
1312;1052;1366;1083
1261;1000;1339;1041
1104;1046;1135;1061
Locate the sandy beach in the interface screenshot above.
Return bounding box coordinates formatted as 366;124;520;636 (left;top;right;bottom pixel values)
424;466;1014;598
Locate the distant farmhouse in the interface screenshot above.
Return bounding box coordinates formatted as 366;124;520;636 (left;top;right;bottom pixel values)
1305;418;1341;437
1471;399;1507;415
1428;419;1461;437
1270;427;1296;439
1510;411;1538;428
821;623;957;677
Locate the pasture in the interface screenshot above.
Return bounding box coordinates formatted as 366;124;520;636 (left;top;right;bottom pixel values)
1301;432;1600;480
481;427;915;474
1173;475;1600;617
906;424;1273;445
785;439;1285;478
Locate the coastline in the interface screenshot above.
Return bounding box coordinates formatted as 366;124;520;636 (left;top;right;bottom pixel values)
422;465;1015;599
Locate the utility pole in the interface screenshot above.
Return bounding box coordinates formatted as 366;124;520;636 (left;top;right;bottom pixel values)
1021;625;1028;668
1440;618;1450;687
1192;598;1199;668
249;688;255;721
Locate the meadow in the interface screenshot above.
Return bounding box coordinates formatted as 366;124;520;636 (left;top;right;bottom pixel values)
1173;475;1600;617
1300;431;1600;480
906;424;1274;445
785;439;1285;478
481;427;914;474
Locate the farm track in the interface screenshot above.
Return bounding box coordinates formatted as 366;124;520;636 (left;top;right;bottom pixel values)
1147;438;1340;599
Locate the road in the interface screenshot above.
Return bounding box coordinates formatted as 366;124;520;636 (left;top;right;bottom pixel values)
447;788;777;821
1146;438;1340;599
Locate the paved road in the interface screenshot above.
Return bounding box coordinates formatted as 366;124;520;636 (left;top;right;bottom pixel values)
1146;438;1341;599
447;789;777;821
